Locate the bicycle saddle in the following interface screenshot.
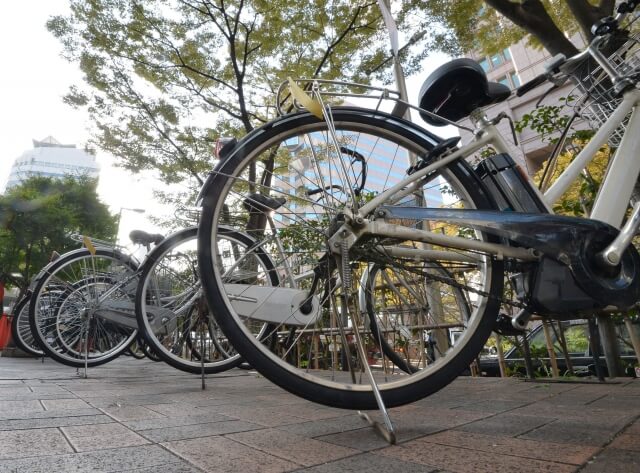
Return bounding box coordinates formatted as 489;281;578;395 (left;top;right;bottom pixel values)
129;230;164;246
418;58;511;126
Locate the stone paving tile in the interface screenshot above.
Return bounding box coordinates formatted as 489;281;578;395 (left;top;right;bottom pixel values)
0;385;33;394
0;414;112;431
61;422;149;452
519;418;624;446
421;430;599;465
588;395;640;413
1;357;639;472
579;447;640;473
123;412;232;431
0;427;74;459
275;414;369;438
0;399;44;415
0;392;78;401
139;419;261;442
510;399;627;420
127;462;203;473
277;404;347;421
298;452;439;472
625;420;640;435
0;444;185;473
314;427;390;451
163;435;299;473
41;398;92;411
142;402;210;417
0;407;101;421
607;432;640;451
451;398;530;414
454;412;556;437
211;405;310;427
99;404;166;421
377;440;576;473
227;428;361;466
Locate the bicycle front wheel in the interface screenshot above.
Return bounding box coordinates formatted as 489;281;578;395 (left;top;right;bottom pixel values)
198;107;503;409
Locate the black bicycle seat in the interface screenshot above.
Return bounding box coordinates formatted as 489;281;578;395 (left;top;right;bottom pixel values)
129;230;164;246
418;58;511;126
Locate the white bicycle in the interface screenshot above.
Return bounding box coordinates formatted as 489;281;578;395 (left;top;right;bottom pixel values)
197;3;640;409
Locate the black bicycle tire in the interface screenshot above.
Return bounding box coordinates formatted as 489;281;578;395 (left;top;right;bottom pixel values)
198;107;504;409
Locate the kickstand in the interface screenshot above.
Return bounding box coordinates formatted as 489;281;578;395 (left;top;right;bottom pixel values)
83;317;89;379
339;283;396;445
200;318;206;390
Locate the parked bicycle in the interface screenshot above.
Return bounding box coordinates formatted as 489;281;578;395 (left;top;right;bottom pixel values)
196;2;640;409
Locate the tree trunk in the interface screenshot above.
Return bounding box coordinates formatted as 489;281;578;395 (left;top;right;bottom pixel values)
485;0;579;57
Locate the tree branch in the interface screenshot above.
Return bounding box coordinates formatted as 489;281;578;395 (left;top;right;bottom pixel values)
485;0;579;57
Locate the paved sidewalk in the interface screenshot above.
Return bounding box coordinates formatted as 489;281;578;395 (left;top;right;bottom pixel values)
0;357;638;472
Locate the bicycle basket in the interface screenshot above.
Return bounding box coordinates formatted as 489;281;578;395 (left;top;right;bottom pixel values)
569;30;640;147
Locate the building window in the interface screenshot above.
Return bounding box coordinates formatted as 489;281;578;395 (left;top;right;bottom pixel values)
478;58;490;72
497;75;510;87
490;53;504;68
510;71;520;88
503;48;511;61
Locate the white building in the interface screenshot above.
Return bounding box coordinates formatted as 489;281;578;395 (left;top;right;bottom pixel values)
4;136;100;190
461;34;587;175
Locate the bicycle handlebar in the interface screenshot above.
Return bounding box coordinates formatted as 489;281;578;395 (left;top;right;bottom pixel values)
515;1;638;98
515;74;550;97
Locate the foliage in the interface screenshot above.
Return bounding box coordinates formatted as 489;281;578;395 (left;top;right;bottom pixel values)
514;97;611;216
0;176;116;292
411;0;616;57
48;0;434;194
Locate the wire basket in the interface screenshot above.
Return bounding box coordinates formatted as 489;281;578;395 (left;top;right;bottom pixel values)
569;30;640;147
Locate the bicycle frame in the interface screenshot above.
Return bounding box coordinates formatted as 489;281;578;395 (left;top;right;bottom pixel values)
325;87;640;264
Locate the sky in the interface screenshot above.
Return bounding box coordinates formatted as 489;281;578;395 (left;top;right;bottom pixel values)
0;1;454;247
0;1;172;246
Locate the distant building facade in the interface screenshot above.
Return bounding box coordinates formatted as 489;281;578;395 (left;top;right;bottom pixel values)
459;34;587;175
4;136;100;190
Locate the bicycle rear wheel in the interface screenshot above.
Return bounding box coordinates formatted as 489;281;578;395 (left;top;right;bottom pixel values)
198;107;503;409
29;248;139;367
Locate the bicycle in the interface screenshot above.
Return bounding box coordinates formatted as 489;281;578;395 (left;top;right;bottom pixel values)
135;225;274;373
197;2;640;410
28;232;159;367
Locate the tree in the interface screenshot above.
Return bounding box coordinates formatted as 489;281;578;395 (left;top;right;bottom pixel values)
416;0;617;57
47;0;432;194
0;176;116;295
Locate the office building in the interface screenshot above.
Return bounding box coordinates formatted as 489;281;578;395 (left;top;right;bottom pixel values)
4;136;100;190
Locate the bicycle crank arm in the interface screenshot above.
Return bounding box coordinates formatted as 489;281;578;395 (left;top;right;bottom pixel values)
225;284;321;326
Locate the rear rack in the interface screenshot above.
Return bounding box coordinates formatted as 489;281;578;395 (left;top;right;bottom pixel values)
275;78;475;132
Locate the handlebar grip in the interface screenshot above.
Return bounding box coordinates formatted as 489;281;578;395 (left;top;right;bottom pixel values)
515;74;549;97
